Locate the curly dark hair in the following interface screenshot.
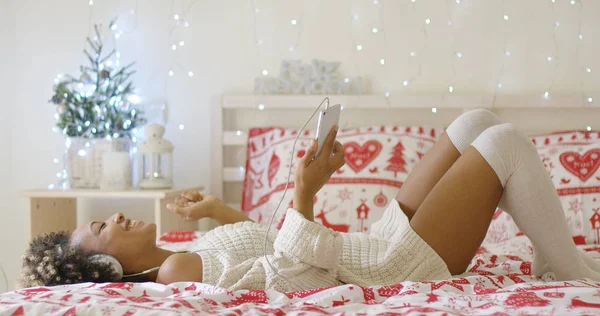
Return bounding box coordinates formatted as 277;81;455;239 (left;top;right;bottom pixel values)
18;231;121;288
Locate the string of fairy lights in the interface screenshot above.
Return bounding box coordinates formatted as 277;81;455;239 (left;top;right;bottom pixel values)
166;1;198;88
288;5;305;54
345;0;594;123
49;0;596;189
347;0;393;108
544;0;560;101
491;0;509;107
548;0;591;131
376;0;391;104
251;0;305;92
404;1;427;97
343;2;366;111
166;0;198;132
446;0;459;111
575;1;592;107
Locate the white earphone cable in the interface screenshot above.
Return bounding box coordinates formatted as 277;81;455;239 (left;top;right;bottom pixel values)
0;263;7;292
122;266;160;278
261;97;331;290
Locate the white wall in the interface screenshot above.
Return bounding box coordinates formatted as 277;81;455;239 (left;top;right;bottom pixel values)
4;0;600;291
1;0;17;292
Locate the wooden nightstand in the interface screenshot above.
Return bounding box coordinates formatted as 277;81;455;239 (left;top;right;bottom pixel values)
21;187;203;240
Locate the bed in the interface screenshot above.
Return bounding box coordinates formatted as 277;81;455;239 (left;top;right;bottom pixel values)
2;234;600;315
2;95;600;315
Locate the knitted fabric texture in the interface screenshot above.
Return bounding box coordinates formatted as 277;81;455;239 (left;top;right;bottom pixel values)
192;200;451;292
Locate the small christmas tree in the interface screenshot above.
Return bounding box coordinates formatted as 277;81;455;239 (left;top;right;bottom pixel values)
385;141;407;177
50;21;145;139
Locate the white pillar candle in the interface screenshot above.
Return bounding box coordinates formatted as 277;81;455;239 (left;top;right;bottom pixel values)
100;152;132;191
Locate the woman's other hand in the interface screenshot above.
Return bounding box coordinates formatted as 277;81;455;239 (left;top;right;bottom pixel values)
166;191;223;221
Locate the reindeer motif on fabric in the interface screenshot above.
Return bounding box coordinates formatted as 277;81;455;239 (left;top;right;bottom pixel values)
315;201;350;232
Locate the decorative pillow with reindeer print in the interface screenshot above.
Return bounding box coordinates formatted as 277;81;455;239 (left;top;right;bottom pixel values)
240;126;442;233
241;126;600;245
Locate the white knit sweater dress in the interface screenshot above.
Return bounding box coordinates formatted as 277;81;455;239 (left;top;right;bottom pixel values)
192;199;451;292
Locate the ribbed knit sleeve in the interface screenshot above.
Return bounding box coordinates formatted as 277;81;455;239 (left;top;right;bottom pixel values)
273;208;343;269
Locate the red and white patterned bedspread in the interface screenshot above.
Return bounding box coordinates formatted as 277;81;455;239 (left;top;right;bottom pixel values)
2;234;600;315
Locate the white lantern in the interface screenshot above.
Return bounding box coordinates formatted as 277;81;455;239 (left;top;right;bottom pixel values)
138;124;174;189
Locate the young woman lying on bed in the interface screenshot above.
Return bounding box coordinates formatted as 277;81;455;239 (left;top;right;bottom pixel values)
19;109;600;290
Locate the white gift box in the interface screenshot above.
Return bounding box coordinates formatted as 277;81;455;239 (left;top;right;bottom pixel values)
254;59;365;95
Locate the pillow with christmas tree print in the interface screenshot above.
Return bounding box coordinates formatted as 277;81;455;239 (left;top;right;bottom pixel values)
240;125;443;233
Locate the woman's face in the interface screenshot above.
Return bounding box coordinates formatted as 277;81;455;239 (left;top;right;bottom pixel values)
70;213;157;272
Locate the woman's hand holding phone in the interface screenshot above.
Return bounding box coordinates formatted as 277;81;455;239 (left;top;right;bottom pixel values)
293;125;345;220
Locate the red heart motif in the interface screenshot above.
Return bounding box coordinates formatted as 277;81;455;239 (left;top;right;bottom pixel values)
559;149;600;182
343;140;383;173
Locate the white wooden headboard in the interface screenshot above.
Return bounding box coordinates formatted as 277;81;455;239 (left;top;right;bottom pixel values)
207;94;597;230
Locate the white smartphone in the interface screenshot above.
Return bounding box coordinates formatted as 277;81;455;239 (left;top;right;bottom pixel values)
315;104;342;157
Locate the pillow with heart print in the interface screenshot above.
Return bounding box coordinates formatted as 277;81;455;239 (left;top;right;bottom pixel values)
240;127;600;244
240;126;444;233
484;130;600;246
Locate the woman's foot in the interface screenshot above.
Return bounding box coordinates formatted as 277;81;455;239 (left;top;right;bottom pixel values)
532;245;600;281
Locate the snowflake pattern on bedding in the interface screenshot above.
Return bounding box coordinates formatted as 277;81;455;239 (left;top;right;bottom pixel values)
3;236;600;315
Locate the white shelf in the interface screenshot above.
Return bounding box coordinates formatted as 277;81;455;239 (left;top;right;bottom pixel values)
20;186;204;199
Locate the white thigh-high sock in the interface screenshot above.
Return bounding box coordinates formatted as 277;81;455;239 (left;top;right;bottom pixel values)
446;109;503;154
446;110;600;278
471;123;600;281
